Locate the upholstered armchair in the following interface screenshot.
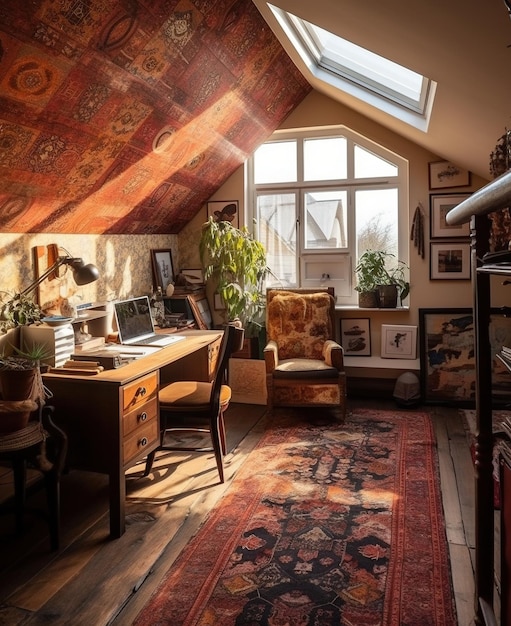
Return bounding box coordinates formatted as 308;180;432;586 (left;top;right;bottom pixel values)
263;289;346;419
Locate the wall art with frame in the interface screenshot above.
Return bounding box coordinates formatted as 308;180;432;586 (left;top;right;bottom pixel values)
430;241;470;280
428;160;471;189
340;318;371;356
151;249;174;292
207;200;239;228
419;308;511;406
381;324;417;359
430;193;471;238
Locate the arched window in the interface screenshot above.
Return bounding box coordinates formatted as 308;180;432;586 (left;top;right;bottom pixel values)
247;126;409;305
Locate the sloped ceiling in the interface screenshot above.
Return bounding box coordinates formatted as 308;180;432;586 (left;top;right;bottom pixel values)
0;0;311;234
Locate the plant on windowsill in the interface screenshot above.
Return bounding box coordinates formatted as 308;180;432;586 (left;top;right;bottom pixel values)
355;250;410;308
199;216;270;340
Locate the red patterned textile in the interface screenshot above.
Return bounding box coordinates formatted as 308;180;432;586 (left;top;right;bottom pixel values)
0;0;311;234
134;408;457;625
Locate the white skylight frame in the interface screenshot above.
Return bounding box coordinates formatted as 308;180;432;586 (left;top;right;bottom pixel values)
265;4;436;131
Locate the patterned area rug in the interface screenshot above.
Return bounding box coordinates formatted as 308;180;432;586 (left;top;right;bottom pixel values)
134;409;457;625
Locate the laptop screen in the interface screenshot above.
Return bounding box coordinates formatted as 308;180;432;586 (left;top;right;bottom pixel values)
114;296;155;344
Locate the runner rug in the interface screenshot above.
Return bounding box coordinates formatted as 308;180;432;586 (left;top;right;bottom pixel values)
134;408;457;625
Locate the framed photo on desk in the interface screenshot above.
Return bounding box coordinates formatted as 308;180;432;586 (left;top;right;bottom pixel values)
151;249;174;291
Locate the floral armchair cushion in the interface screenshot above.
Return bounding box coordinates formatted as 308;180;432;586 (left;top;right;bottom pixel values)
266;292;334;361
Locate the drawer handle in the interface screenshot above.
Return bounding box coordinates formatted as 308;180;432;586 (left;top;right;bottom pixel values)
136;386;147;397
139;437;148;448
138;412;148;422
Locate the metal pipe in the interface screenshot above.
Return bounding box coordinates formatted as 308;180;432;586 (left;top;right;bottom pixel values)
446;169;511;225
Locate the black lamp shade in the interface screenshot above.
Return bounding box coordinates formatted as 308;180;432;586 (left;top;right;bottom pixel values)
68;258;100;285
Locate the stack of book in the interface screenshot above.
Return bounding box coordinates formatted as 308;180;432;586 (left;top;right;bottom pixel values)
497;345;511;372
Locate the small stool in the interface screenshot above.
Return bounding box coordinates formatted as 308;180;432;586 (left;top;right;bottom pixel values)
0;402;67;551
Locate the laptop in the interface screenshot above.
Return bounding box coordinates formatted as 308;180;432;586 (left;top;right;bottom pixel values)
113;296;186;348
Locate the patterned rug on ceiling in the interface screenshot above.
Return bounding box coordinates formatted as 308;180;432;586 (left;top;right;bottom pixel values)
134;408;457;626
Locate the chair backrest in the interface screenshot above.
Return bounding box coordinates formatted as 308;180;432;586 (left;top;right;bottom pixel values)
266;289;335;360
210;324;244;412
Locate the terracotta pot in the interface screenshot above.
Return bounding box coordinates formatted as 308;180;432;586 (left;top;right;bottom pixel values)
0;368;39;433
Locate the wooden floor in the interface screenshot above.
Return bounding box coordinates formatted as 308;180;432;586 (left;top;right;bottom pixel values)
0;399;478;625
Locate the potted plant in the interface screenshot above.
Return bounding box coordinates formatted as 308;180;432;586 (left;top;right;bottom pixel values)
0;343;50;432
355;250;410;308
199;217;269;341
0;292;42;332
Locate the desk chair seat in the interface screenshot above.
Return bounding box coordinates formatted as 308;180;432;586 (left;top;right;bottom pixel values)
0;401;67;551
144;324;242;483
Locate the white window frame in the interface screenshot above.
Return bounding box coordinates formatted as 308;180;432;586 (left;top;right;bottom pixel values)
246;125;409;306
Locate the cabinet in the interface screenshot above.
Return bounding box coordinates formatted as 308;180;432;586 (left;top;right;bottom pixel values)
446;170;511;625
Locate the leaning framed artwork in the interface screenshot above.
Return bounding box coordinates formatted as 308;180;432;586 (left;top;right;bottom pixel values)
430;241;470;280
419;308;474;405
417;308;511;406
430;193;471;238
207;200;239;228
381;324;417;359
340;318;371;356
428;160;471;189
151;249;174;292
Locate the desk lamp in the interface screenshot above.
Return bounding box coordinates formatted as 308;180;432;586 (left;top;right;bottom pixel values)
1;255;99;329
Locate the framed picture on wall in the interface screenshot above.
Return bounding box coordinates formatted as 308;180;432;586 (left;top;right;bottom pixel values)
428;160;471;189
207;200;239;228
430;193;471;238
430;241;470;280
340;318;371;356
381;324;417;359
151;249;174;292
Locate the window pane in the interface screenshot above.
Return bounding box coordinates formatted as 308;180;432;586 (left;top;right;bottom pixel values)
257;193;297;286
355;188;398;259
254;141;297;184
354;145;398;178
304;137;347;180
304;190;347;250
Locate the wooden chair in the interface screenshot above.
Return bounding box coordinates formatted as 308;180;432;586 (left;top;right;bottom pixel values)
263;288;346;419
144;324;243;483
0;401;68;551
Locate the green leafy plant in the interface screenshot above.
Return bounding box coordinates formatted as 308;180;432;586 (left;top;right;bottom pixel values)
0;292;42;331
199;217;269;338
0;342;52;370
355;250;410;302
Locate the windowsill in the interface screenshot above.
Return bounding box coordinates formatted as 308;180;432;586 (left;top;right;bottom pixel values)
335;305;410;311
344;356;420;369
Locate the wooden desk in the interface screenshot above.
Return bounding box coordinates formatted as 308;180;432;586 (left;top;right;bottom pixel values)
43;330;222;538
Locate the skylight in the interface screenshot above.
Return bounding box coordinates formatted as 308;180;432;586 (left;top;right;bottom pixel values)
264;4;435;130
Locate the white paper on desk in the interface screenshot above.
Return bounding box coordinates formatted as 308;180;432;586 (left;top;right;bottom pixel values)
101;344;161;358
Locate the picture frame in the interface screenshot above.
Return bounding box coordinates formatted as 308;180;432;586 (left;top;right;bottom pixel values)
430;241;470;280
151;249;174;292
187;293;212;329
207;200;239;228
340;318;371;356
381;324;417;359
430;193;471;238
428;160;471;189
418;308;511;406
180;268;204;285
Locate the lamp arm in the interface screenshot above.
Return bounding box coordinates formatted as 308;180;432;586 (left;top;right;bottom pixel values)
19;256;70;298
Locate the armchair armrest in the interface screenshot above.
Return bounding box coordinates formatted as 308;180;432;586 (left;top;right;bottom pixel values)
323;340;344;370
263;340;279;373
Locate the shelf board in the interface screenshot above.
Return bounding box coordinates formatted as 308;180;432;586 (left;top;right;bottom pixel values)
344;356;420;369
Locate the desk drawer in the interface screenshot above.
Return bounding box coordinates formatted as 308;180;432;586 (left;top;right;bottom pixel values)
123;418;158;464
122;372;158;414
123;397;158;437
